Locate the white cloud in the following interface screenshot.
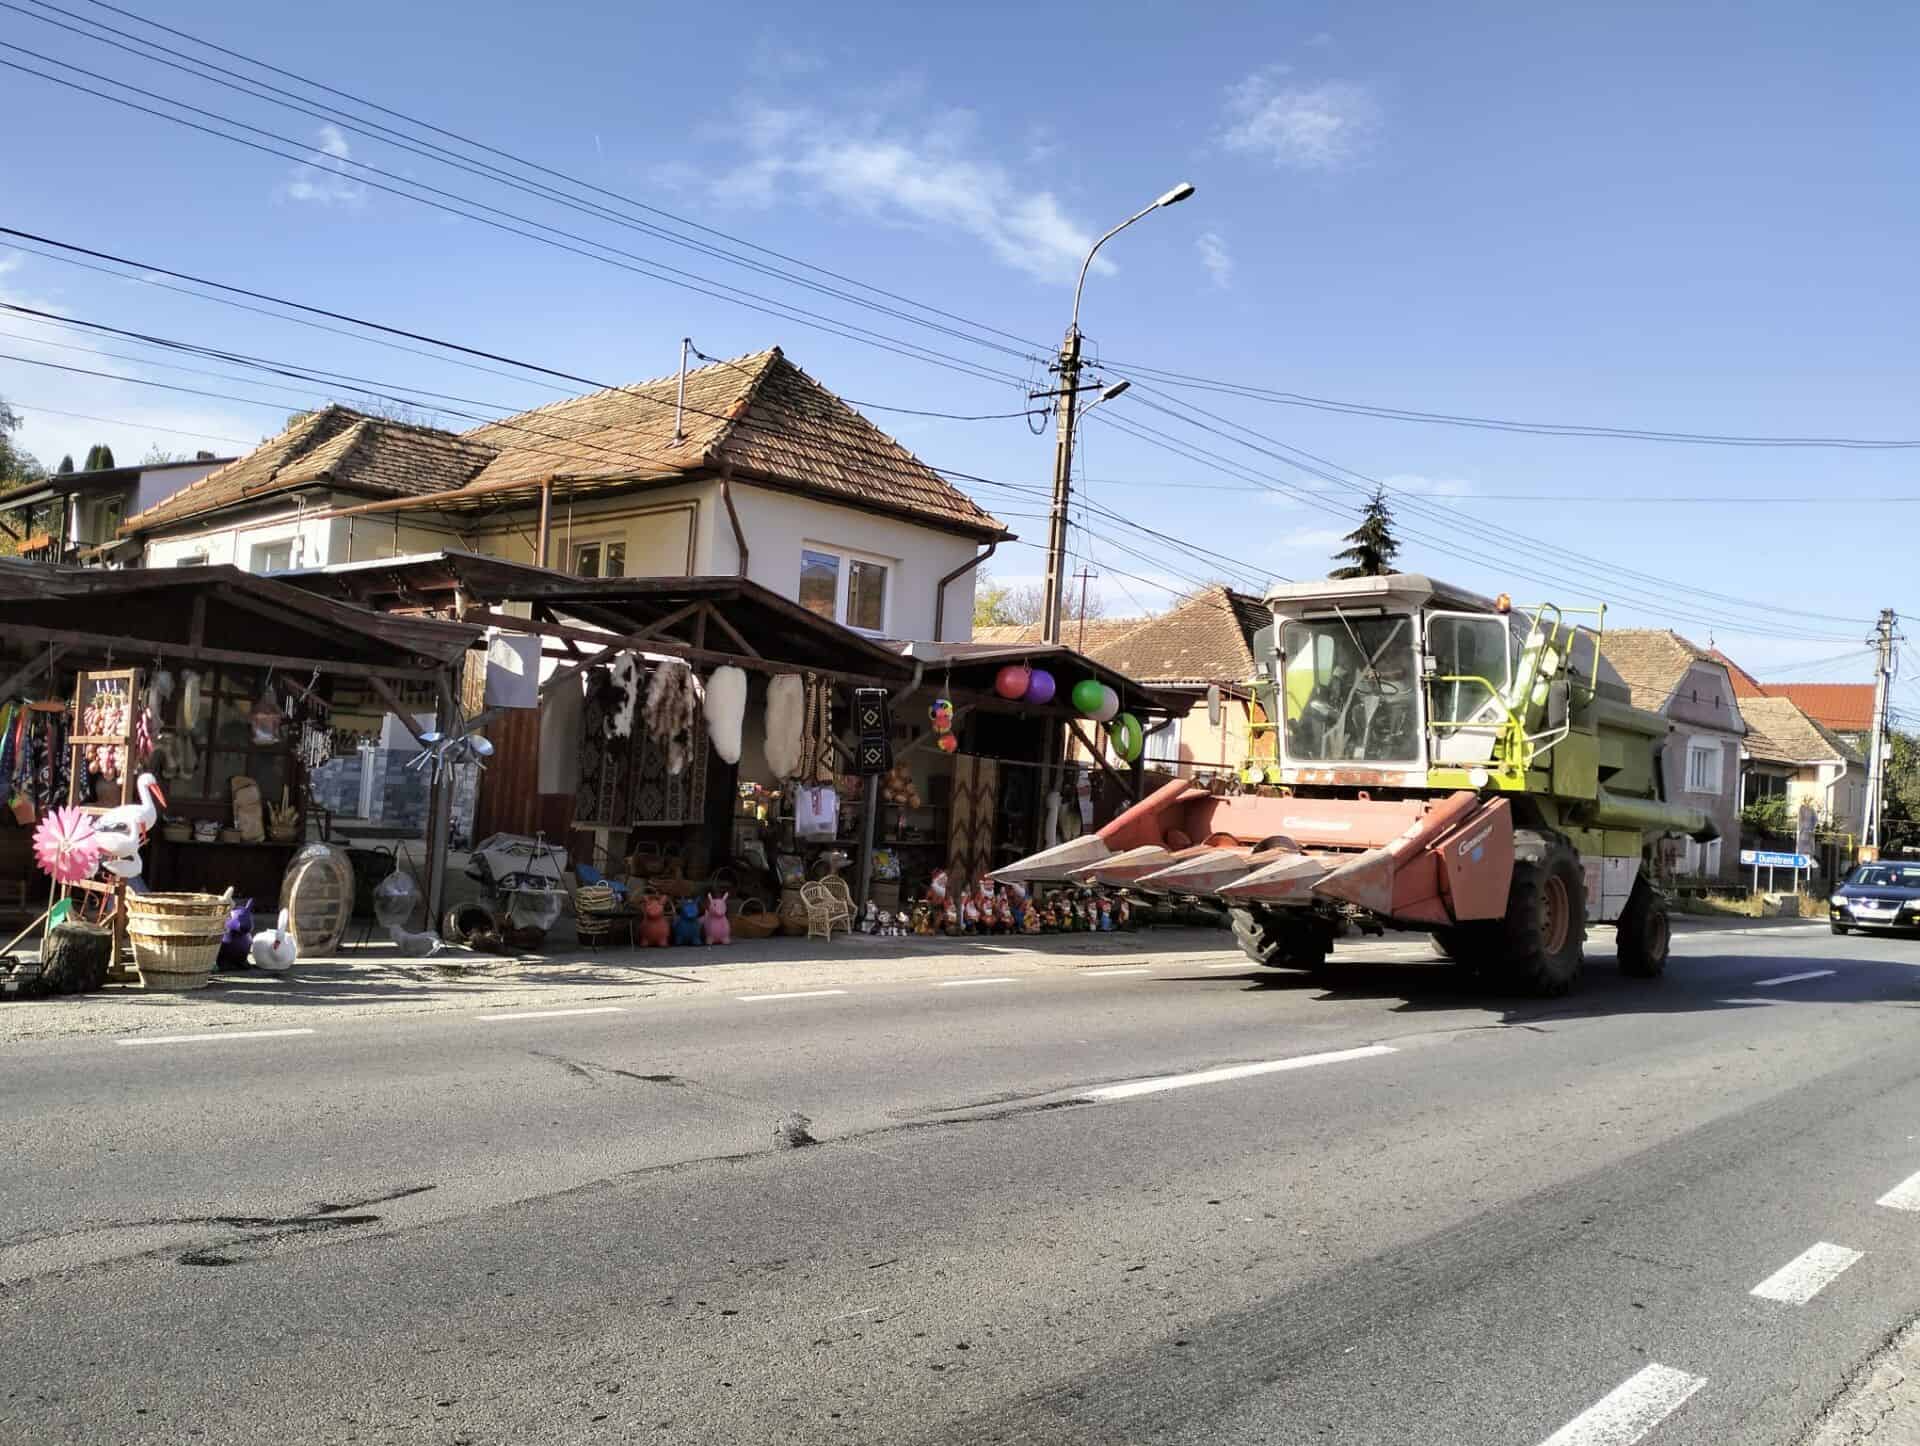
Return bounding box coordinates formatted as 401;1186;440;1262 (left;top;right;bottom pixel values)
1221;68;1380;171
1277;525;1351;549
709;99;1111;284
1383;471;1475;498
1196;232;1233;289
281;124;367;207
0;252;21;279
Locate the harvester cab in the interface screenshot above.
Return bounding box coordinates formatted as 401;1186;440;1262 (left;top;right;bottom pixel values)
991;574;1716;995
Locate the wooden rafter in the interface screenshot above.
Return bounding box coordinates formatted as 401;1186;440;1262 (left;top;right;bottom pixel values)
365;675;429;745
702;603;761;659
0;643;68;702
1066;715;1132;797
0;622;442;682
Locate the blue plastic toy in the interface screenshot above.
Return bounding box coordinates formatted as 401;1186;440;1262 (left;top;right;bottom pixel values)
669;895;704;946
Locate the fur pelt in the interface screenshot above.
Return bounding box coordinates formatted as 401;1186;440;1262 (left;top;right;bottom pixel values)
644;659;704;775
606;652;641;739
764;673;805;780
704;665;747;765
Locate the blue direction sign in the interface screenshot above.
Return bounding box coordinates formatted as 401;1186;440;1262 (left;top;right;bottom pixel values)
1740;849;1811;869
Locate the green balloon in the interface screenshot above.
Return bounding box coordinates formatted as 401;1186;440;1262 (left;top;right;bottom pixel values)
1109;712;1143;762
1071;679;1105;714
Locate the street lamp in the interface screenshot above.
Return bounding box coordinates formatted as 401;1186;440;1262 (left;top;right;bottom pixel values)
1041;183;1195;645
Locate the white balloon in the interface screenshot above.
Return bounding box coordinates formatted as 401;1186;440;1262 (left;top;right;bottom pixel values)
1092;685;1120;724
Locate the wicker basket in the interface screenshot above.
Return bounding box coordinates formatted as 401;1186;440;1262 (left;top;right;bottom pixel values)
777;886;810;936
730;898;780;939
125;891;228;991
160;820;191;844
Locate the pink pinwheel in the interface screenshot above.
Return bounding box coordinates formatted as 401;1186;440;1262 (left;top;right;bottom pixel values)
33;806;102;885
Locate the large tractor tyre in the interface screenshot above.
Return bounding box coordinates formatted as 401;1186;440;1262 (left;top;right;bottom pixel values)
1615;876;1671;979
1495;842;1586;996
1230;907;1332;971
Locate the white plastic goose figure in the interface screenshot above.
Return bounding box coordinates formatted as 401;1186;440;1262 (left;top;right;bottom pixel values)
95;772;167;880
251;909;297;972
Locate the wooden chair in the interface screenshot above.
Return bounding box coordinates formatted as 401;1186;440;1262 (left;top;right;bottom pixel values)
800;881;853;940
575;882;632;949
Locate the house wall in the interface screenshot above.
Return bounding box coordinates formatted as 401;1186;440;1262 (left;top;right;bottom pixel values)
1793;759;1866;839
144;498;337;571
1662;662;1745;883
459;484;708;578
717;481;982;642
133;462;224;515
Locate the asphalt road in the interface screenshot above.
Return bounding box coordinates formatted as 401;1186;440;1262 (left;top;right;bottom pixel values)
6;921;1920;1445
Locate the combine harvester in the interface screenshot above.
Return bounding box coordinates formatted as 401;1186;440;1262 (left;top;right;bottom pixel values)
994;575;1715;995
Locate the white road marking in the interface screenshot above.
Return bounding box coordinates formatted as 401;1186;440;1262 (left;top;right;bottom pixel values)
1084;1044;1397;1101
1204;961;1252;970
1753;969;1835;987
1081;967;1152;976
935;977;1018;988
1719;998;1783;1006
1877;1169;1920;1212
734;990;848;1003
475;1006;627;1022
1537;1363;1707;1446
1750;1242;1863;1304
116;1028;315;1047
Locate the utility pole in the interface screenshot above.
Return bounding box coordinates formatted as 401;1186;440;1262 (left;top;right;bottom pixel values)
1865;608;1898;852
1072;564;1099;652
1039;325;1083;646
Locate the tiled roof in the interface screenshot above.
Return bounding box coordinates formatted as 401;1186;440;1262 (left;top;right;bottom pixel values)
1739;695;1865;767
1708;648;1769;699
123;406;495;534
461;349;1005;538
1598;628;1724;711
972;618;1147;650
121;351;1005;540
1085;586;1271;685
1762;683;1876;734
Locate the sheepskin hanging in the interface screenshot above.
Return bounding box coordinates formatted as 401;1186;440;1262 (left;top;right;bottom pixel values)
764;673;805;780
704;665;747;765
643;658;704;775
605;652;641;739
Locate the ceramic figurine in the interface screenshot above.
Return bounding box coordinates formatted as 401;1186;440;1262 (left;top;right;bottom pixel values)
1096;896;1114;932
670;895;704;946
862;900;880;934
911;902;934;936
1114;894;1133;930
1021;898;1041;934
994;892;1014;932
702;892;731;945
638;894;670;948
960;893;981;934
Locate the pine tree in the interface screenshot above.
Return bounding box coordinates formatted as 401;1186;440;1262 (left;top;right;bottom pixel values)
1329;486;1402;578
81;443;116;471
56;454;74;474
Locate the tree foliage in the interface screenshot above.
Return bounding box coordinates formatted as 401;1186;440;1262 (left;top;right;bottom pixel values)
972;571;1112;630
1739;793;1791;840
1880;731;1920;849
56;454;74;475
1329;485;1402;579
82;443;116;471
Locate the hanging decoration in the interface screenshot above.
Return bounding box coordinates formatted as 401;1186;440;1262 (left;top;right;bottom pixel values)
764;673;805;780
993;663;1031;701
180;669;202;729
1091;685;1121;724
33;806;101;885
937;732;959;754
1108;712;1144;763
1023;668;1056;706
705;665;747;765
929;698;954;735
606;652;641;739
249;684;284;746
643;658;704;776
1070;679;1105;716
800;672;836;784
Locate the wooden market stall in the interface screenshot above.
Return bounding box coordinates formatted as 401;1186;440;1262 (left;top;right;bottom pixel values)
0;561;483;938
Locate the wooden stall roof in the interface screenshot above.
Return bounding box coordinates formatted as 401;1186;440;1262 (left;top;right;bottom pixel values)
0;560;481;680
276;550;919;682
897;640;1179;719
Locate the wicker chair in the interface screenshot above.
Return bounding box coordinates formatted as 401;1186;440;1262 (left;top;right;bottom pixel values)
800;880;854;940
575;882;632;949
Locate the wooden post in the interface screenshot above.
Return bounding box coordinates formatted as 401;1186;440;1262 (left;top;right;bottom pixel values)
423;671;458;929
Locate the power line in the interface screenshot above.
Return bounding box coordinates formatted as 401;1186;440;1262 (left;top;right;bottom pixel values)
0;398;252;446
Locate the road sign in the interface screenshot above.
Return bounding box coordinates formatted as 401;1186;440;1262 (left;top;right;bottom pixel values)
1740;849;1811;869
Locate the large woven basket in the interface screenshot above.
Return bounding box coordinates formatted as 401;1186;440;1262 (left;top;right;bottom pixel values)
730;898;780;939
125;891;228;992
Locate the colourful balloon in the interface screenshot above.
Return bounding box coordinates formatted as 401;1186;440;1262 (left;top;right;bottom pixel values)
929;698;953;733
937;732;960;753
1108;712;1143;762
1023;668;1056;705
1091;685;1120;724
1071;679;1105;715
994;664;1031;700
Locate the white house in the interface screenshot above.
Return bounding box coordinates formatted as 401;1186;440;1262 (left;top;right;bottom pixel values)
122;348;1007;642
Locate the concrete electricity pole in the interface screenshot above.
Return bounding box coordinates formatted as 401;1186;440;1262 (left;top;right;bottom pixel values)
1039;182;1195;645
1865;608;1898;851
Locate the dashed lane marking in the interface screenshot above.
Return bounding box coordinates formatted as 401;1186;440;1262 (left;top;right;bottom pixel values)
1084;1044;1397;1101
1080;967;1152;977
935;977;1019;988
115;1028;316;1047
1750;1242;1863;1304
1753;969;1836;987
734;990;849;1003
475;1007;627;1022
1877;1169;1920;1212
1536;1363;1707;1446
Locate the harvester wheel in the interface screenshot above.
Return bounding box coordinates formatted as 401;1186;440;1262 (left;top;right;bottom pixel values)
1615;876;1670;978
1229;906;1331;970
1496;841;1586;995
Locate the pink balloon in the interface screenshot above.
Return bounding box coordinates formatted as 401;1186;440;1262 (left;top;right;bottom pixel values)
995;663;1031;700
1023;669;1057;705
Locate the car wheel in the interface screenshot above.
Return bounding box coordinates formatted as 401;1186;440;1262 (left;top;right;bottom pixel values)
1830;922;1849;935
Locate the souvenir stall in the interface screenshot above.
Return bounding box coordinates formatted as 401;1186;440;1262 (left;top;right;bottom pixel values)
0;563;480;991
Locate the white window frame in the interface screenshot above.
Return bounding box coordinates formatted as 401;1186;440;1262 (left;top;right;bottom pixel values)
1143;714;1182;766
798;542;892;635
1685;738;1722;795
251;539;293;574
572;535;627;579
175;552;209;568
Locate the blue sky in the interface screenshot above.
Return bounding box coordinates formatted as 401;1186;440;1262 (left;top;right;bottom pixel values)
5;0;1917;690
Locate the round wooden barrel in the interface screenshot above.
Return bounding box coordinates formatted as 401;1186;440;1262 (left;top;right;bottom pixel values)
279;845;354;956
